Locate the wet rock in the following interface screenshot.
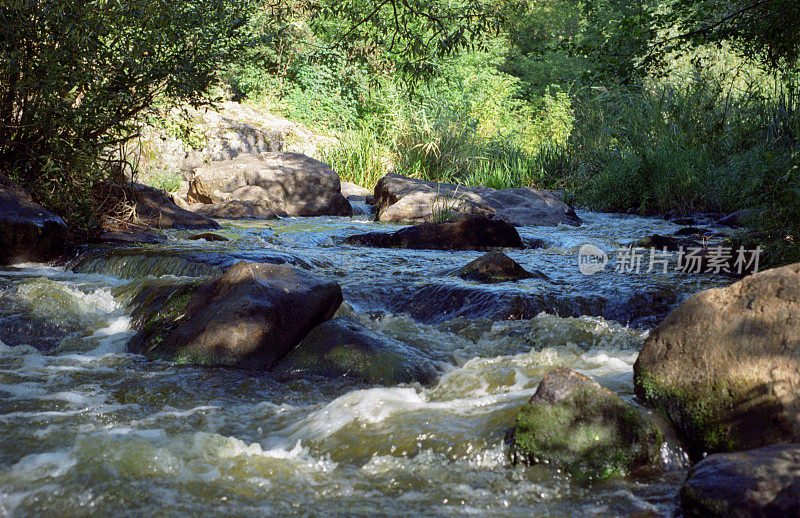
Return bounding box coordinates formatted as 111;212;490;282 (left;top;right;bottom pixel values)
373;282;679;326
373;173;581;226
680;444;800;517
634;263;800;460
0;173;68;265
344;216;523;251
511;368;663;481
187;233;229;242
128;261;343;369
131;183;220;229
449;252;547;283
189;199;278;220
187;152;351;217
672;217;698;226
270;317;438;385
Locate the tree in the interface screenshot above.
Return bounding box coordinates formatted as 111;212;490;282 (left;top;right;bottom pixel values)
0;0;249;225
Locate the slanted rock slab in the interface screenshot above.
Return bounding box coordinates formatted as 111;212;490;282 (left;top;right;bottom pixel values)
634;263;800;460
512;368;664;481
343;215;523;251
131;183;220;229
127;261;343;369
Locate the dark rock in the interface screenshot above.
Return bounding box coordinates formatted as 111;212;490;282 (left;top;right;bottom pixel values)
681;444;800;518
0;173;68;265
634;263;800;460
450;251;547;283
131;183;220;229
270;317;438;385
343;216;523;251
373;173;581;226
511;368;664;481
127;261;343;369
188;233;229;242
672;217;697;226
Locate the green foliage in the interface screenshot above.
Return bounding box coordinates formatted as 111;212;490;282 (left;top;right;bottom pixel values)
318;127;391;188
0;0;248;229
145;172;184;194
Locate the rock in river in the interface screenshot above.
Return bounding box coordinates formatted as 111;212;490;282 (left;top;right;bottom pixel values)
344;215;523;251
186;152;352;217
373;173;581;226
512;368;664;481
634;263;800;460
271;317;438;385
127;261;343;369
449;251;547;283
681;444;800;517
0;173;68;265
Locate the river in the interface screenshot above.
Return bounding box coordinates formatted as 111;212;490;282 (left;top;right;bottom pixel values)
0;210;728;516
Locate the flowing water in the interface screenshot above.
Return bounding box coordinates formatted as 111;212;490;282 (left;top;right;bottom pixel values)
0;211;730;517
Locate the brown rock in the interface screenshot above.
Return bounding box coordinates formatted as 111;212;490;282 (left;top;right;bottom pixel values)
634;263;800;459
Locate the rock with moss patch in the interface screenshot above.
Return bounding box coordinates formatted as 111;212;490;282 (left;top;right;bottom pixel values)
270;317;438;385
680;444;800;517
127;261;342;369
512;368;664;481
450;251;547;283
634;263;800;460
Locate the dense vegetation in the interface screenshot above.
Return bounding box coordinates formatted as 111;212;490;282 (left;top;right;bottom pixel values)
1;0;798;263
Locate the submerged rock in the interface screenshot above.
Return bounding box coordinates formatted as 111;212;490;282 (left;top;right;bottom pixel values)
632;234;682;251
0;173;68;265
128;261;343;369
344;216;523;251
680;444;800;517
187;233;229;242
449;251;547;283
512;368;664;481
373;173;581;226
634;263;800;460
187;152;351;217
270;317;437;385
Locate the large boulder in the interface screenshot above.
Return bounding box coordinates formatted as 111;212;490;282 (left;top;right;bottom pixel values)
343;215;523;251
634;263;800;460
373;173;581;226
187;152;351;217
0;174;68;264
270;317;438;385
680;444;800;517
127;261;343;369
512;368;664;481
131;183;220;229
449;251;547;283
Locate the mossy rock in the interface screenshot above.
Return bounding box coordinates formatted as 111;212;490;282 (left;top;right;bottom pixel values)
270;317;437;385
512;368;664;481
633;264;800;460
